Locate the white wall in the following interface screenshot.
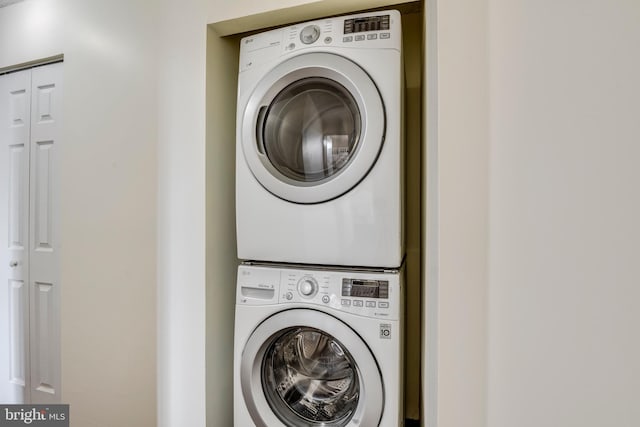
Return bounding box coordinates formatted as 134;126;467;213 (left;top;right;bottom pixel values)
424;0;490;426
487;1;640;426
0;1;157;425
156;0;208;426
425;1;640;426
0;1;61;65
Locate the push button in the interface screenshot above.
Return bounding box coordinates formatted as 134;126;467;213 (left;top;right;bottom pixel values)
341;299;351;306
355;35;365;41
353;300;363;307
365;301;376;308
378;302;389;308
380;33;391;39
367;34;378;40
343;36;353;42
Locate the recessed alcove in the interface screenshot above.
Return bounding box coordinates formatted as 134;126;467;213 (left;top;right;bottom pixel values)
205;1;424;423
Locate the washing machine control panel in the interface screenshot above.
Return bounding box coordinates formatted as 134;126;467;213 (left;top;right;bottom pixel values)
238;10;401;72
282;11;401;52
237;265;401;320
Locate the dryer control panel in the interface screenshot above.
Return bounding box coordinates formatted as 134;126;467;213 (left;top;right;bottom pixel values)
239;10;402;72
237;264;403;321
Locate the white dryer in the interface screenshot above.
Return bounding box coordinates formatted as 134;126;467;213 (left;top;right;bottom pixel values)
236;10;404;268
234;263;404;427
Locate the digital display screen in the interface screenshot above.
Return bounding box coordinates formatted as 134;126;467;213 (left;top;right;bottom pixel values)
342;279;389;299
343;15;390;34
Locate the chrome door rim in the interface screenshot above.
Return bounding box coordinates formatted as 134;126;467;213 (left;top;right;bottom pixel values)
241;53;385;204
240;309;384;427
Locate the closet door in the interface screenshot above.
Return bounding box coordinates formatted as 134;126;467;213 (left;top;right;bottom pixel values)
0;62;62;404
28;63;62;404
0;69;32;404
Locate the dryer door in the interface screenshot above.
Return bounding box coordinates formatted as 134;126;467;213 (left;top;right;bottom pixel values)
240;309;383;427
241;52;385;204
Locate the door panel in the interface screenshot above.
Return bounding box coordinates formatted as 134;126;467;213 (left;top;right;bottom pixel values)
9;144;27;250
32;282;55;395
0;69;31;404
29;63;62;404
9;280;27;388
34;140;54;251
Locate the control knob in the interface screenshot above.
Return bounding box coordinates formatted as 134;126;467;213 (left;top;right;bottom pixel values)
300;25;321;44
297;277;318;298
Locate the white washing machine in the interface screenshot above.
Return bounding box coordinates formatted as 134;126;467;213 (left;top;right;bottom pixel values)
234;263;404;427
236;10;404;268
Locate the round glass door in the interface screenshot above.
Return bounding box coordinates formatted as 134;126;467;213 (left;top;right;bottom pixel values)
262;327;359;426
241;53;385;204
261;78;361;183
240;309;383;427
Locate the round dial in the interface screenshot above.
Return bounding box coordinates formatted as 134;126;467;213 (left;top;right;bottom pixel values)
297;277;318;297
300;25;321;44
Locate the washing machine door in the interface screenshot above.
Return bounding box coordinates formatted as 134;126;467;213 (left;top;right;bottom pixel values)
240;309;384;427
241;52;385;204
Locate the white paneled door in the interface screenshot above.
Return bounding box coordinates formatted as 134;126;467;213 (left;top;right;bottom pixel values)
0;67;31;404
0;62;62;404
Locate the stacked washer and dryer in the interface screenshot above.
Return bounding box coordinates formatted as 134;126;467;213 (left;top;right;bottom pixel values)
234;10;406;427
